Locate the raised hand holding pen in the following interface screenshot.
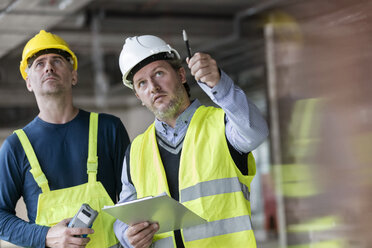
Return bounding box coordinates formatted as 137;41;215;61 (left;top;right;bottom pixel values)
183;30;221;88
187;52;221;88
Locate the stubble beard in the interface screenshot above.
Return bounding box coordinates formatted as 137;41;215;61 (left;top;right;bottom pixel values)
150;84;187;121
38;73;67;96
40;83;68;98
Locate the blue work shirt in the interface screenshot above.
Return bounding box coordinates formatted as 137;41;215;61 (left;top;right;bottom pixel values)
0;109;130;248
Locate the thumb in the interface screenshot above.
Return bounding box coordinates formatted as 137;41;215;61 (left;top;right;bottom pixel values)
61;218;72;226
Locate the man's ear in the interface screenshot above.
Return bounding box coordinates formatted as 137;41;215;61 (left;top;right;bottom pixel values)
134;92;146;106
25;77;33;92
71;70;78;86
178;67;187;84
134;91;140;100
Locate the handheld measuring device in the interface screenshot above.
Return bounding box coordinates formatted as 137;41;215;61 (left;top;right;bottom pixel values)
68;203;98;237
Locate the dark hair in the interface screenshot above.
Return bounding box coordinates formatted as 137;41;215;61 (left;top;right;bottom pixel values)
27;48;73;68
167;59;191;98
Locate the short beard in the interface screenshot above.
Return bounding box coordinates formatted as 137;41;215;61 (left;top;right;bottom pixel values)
150;83;187;121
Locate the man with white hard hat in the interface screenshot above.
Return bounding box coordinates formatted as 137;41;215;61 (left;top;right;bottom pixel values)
0;30;130;248
114;34;268;248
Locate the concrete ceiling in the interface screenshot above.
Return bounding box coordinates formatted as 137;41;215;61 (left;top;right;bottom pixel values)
0;0;95;58
0;0;367;129
0;0;278;69
0;0;285;127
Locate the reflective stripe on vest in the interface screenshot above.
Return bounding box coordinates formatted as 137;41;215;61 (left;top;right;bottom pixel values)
180;177;250;203
183;215;252;242
131;106;257;247
14;112;119;247
152;236;175;248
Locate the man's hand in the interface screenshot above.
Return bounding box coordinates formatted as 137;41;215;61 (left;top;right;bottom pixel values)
45;218;94;248
126;221;159;248
187;52;221;88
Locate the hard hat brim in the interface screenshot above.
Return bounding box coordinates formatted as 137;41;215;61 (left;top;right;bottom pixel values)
20;45;78;80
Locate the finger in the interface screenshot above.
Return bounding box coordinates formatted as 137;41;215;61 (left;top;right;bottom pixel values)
190;64;212;80
68;227;94;236
68;236;91;248
128;223;158;246
129;227;154;246
189;56;217;78
193;67;212;81
202;69;220;82
198;56;217;71
134;235;152;248
195;66;220;82
133;223;159;248
60;218;72;226
187;52;203;68
126;222;150;237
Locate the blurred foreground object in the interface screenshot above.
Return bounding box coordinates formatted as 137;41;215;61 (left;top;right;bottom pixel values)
265;1;372;247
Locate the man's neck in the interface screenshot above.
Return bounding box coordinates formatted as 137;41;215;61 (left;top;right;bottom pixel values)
158;103;192;128
161;117;177;129
36;96;78;124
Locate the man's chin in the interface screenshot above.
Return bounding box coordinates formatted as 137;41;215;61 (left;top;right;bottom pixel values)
149;101;167;111
151;107;171;119
41;87;66;96
148;97;183;119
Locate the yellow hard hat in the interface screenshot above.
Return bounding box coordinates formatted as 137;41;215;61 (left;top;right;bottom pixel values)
19;30;78;80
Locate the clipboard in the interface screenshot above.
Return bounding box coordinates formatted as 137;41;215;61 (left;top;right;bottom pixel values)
102;194;207;234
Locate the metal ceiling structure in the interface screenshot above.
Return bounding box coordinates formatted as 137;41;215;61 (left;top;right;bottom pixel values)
0;0;276;76
1;0;364;127
0;0;277;58
0;0;282;128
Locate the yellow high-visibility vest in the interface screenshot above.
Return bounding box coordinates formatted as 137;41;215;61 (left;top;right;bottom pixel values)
14;112;118;247
130;106;257;248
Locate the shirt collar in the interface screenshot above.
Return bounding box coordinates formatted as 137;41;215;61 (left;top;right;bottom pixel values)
155;99;201;134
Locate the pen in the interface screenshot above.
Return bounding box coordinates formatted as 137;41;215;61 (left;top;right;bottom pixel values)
182;29;192;59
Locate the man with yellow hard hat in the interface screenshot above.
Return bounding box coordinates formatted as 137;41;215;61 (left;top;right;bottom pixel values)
0;30;130;247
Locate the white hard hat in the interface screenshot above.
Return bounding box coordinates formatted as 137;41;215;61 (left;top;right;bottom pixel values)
119;35;181;89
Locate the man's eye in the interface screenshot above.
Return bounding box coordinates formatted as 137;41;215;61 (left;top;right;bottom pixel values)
155;71;163;77
137;81;145;87
35;61;44;68
52;58;64;66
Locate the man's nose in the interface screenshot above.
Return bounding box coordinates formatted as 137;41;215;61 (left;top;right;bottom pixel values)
149;79;160;93
44;61;55;73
